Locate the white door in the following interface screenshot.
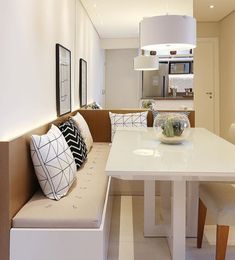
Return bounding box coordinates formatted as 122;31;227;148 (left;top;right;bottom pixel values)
194;38;220;134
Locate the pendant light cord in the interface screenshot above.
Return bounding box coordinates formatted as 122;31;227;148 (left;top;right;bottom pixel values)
166;0;169;15
139;22;145;55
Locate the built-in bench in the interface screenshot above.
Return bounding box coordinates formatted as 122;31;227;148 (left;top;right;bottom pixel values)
12;143;110;229
0;109;195;260
11;143;112;260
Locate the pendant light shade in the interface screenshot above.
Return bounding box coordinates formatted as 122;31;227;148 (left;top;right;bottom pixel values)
140;15;196;51
134;54;159;71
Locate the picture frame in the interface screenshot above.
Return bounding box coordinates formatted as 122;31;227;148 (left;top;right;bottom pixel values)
79;58;87;107
56;44;71;116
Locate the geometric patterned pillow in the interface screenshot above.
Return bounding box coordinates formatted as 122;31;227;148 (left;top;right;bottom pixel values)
58;118;87;170
109;111;148;141
71;112;93;152
30;124;76;200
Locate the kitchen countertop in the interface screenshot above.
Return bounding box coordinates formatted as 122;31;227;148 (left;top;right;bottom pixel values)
140;97;194;111
143;95;193;101
155;96;193;100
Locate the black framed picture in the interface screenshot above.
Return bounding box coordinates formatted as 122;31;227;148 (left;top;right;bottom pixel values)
79;58;87;107
56;44;71;116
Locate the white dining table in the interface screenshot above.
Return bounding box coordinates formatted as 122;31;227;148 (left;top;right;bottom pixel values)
105;127;235;260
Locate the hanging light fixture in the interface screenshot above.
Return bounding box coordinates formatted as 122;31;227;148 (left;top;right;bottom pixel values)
134;20;159;71
134;50;159;71
140;15;196;51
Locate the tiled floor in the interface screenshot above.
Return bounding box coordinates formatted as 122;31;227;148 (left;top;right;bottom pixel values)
108;196;235;260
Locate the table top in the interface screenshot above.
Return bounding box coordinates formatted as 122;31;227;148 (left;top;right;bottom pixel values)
105;128;235;181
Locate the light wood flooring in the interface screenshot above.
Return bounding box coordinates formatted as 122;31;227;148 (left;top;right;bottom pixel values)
108;196;235;260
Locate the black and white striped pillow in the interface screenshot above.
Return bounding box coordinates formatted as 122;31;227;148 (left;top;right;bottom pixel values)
59;119;87;170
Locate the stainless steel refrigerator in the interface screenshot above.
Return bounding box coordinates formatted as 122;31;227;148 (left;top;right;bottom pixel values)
142;62;169;98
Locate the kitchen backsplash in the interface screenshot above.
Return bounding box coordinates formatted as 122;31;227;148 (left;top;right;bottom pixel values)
169;74;194;93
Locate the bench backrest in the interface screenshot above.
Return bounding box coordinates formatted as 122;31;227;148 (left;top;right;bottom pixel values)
79;109;195;142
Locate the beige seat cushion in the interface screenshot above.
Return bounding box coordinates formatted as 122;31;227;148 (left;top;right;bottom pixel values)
200;182;235;225
13;143;110;229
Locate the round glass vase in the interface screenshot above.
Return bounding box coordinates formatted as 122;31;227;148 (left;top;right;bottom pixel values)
153;113;190;144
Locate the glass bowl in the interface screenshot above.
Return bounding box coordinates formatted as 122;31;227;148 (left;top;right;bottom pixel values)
154;113;190;144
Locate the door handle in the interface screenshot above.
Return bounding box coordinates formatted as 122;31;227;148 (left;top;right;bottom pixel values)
206;92;213;99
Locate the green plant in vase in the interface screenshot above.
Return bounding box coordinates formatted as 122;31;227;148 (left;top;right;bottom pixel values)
162;117;184;137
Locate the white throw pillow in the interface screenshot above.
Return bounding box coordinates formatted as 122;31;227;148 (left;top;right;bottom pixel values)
30;124;76;200
71;112;93;152
109;111;148;141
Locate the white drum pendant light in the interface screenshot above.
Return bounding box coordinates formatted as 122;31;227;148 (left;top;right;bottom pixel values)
134;51;159;71
140;15;196;51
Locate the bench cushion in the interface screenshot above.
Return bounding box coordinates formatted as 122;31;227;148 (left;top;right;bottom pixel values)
200;182;235;225
13;143;110;229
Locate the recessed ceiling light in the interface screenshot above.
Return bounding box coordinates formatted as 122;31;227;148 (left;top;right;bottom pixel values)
93;3;97;8
209;5;215;9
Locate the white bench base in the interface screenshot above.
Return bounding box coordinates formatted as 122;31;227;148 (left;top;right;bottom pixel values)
10;177;113;260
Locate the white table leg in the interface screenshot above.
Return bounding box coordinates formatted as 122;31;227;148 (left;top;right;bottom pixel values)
186;182;199;237
144;180;166;237
170;180;186;260
161;181;199;238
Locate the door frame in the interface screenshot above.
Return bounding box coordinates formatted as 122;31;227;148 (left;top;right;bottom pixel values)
196;38;220;135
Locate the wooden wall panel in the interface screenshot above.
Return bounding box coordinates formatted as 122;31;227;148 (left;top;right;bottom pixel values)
0;142;10;260
9;137;37;218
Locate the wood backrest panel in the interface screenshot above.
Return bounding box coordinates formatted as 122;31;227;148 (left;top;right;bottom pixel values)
188;111;195;127
0;142;10;260
8;111;79;217
79;109;153;142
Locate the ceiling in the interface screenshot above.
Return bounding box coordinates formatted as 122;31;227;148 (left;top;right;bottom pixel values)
81;0;235;39
194;0;235;22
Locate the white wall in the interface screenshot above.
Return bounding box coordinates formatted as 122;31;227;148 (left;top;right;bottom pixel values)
75;1;105;109
197;22;219;38
105;49;141;109
219;11;235;140
0;0;75;140
0;0;104;140
101;38;139;49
